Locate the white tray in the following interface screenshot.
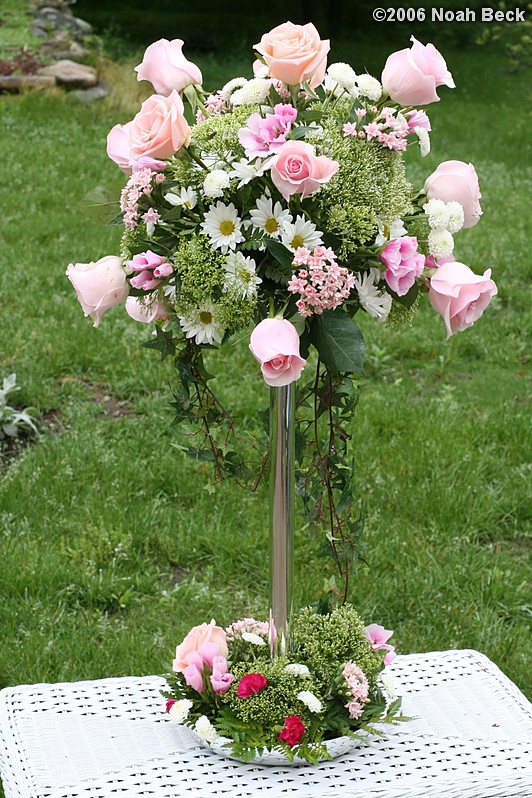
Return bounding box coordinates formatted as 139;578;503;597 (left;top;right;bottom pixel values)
0;650;531;797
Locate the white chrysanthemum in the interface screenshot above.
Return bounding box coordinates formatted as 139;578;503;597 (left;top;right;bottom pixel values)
354;270;392;322
428;228;454;258
195;715;218;743
297;690;323;713
424;198;450;230
203;169;230;199
378;672;398;700
168;699;193;723
414;126;430;158
323;74;349;98
231;78;272;106
221;76;247;100
355;73;382;101
165;186;197;210
375;217;407;246
249;195;292;238
284;663;311;677
446;201;465;234
201;201;245;253
223;252;262;300
178;302;224;345
241;631;267;646
281;215;323;252
327;62;358;97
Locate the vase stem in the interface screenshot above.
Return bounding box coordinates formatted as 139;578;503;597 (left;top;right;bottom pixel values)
269;384;295;657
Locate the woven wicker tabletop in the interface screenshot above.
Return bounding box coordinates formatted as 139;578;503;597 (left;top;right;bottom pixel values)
0;649;530;798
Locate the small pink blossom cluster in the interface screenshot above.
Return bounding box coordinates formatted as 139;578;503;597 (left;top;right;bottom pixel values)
126;249;173;290
342;662;369;720
120;167;156;228
196;90;225;123
288;246;355;316
225;617;270;641
238;103;297;158
343;107;430;153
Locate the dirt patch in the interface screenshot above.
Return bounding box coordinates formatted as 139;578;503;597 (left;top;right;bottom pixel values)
90;385;134;419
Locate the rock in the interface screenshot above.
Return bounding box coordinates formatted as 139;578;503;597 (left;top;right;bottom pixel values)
37;59;97;88
45;41;88;61
29;0;69;9
75;81;110;105
0;75;57;92
32;23;48;37
69;16;93;36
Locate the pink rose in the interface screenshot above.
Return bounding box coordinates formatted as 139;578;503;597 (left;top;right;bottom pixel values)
107;122;134;174
173;620;228;674
429;261;497;339
135;38;202;95
249;318;306;387
424;160;482;228
237;673;268;698
128;91;191;162
380;236;425;296
66;256;128;328
254;22;330;89
381;36;455;106
270;140;338;201
125;297;169;325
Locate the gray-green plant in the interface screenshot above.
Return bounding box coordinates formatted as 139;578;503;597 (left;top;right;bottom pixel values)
0;374;38;443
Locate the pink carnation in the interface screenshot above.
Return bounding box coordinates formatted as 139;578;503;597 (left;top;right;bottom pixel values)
238;104;297;159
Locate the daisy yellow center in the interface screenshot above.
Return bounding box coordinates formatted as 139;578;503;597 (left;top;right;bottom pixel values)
220;220;235;236
291;234;305;249
239;268;251;283
265;217;279;234
199;311;213;324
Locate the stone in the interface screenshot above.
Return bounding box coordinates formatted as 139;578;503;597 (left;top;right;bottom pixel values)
69;16;93;36
75;81;110;105
0;75;57;92
37;59;97;88
31;23;48;37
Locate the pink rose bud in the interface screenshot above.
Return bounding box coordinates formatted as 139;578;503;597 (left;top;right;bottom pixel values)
270;140;338;201
429;261;497;339
381;36;455;106
249;318;306;387
128;90;191;162
66;256;128;327
135;38;202;95
424;160;482;228
183;663;205;693
254;21;330;89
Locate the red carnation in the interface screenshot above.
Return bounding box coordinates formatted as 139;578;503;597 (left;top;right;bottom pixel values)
165;699;176;714
278;715;306;746
237;672;268;698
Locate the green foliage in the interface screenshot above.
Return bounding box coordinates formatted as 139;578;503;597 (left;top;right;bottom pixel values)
310;310;365;373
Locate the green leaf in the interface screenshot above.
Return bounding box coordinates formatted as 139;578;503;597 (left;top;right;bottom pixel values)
77;182;123;225
389;283;419;308
264;238;295;270
310;310;365;373
142;327;176;360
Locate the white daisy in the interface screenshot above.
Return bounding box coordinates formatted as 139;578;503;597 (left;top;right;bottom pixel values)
241;631;267;646
297;690;323;713
201;201;245;253
168;699;193;723
281;215;323;252
195;715;218;743
375;217;407;246
414;126;430;158
230;78;272;106
428;229;454;258
424;198;450;230
446;201;465;234
354;270;392;322
355;74;382;102
284;663;311;678
178;302;224;345
249;195;292;238
203;169;230;199
229;157;272;188
223;252;262;300
165;186;197;210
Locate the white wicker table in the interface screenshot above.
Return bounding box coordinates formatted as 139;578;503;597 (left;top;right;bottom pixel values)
0;649;530;798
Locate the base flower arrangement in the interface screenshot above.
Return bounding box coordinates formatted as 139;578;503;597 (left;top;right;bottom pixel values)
163;607;401;764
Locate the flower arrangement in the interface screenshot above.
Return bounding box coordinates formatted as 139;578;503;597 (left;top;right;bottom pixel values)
163;606;401;763
67;23;497;598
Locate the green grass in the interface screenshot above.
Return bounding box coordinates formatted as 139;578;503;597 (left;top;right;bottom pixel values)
0;39;530;794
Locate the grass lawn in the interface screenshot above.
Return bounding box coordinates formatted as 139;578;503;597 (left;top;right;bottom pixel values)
0;34;530;791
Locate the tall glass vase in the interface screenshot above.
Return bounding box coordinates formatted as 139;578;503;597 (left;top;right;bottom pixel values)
269;384;295;657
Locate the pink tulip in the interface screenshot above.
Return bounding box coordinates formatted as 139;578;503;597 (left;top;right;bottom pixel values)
249;318;306;387
381;36;454;106
183;663;205;692
210;655;234;695
135;38;202;95
425;160;482;228
429;261;497;339
270;140;338;201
